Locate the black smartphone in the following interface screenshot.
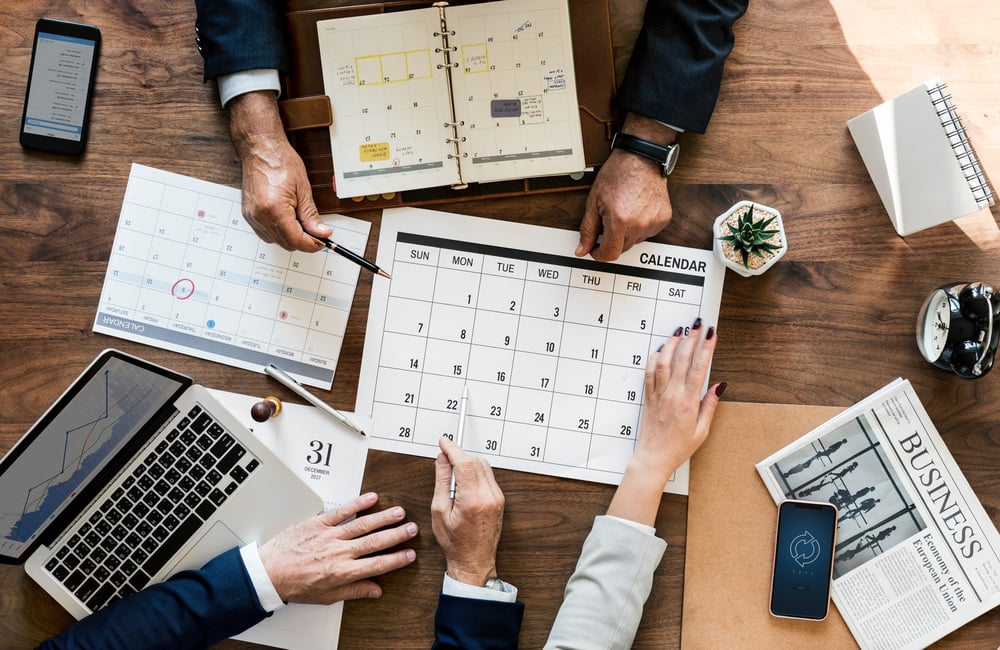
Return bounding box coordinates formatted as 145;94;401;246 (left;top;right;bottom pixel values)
19;18;101;155
769;499;838;620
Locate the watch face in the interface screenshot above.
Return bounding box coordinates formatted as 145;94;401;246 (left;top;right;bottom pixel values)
917;289;951;361
664;144;680;175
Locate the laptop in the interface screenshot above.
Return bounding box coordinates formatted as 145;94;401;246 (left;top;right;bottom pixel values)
0;349;322;619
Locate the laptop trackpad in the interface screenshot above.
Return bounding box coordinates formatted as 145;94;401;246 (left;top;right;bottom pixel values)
168;521;246;575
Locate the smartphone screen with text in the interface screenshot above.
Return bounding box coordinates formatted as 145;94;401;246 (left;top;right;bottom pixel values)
20;19;101;155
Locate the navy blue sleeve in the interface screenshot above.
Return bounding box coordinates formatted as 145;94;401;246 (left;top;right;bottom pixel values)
194;0;288;80
617;0;749;133
432;594;525;649
38;547;269;650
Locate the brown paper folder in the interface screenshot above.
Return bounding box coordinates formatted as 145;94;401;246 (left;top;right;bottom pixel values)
682;401;858;648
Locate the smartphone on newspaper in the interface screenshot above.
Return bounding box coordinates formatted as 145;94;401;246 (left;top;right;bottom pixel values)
20;18;101;155
769;499;838;620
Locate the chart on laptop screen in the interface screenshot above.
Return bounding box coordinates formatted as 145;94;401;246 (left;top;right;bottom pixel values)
93;164;369;389
0;356;181;554
356;207;725;495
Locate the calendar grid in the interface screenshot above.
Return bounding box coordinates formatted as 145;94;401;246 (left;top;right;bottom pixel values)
359;208;725;494
94;164;369;389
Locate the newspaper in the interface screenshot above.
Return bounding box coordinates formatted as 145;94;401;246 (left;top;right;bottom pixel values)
756;378;1000;649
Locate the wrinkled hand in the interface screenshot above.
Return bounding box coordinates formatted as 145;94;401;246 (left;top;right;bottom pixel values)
258;492;418;604
431;437;505;586
577;113;681;262
577;149;673;262
227;91;331;252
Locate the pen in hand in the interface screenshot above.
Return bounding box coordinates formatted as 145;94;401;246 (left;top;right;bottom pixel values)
313;235;391;279
449;383;469;499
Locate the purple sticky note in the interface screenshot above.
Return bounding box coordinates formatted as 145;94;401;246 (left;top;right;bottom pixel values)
490;99;522;118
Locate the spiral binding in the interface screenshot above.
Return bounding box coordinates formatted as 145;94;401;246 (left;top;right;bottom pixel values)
927;81;995;208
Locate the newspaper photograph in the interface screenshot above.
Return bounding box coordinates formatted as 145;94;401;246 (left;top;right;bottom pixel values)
756;378;1000;649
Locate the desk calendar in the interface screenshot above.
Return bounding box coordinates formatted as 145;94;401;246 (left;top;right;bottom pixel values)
94;164;368;389
357;207;726;494
210;388;369;649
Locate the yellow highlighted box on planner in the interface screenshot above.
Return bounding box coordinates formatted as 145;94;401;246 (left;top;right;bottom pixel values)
359;142;390;162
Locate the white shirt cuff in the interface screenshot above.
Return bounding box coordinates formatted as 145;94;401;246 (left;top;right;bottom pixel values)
218;69;282;107
240;541;286;613
442;572;518;603
606;514;657;537
654;119;685;134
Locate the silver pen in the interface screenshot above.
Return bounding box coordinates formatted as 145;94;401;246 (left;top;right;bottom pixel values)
264;363;367;437
449;383;469;499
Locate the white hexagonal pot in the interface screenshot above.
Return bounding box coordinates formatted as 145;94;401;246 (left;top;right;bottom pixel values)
713;200;787;277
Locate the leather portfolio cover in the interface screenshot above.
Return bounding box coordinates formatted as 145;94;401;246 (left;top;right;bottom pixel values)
682;401;858;648
283;0;618;212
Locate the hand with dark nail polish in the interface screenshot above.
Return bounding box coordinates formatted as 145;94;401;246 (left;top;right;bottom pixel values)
607;324;726;527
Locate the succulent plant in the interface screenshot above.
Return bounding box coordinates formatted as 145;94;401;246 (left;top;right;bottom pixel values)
717;203;783;268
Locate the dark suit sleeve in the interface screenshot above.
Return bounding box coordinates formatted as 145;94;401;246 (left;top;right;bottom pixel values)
194;0;288;80
617;0;749;133
37;547;268;650
432;594;525;649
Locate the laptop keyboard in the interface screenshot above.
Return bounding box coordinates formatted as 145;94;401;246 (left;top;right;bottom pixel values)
43;404;260;612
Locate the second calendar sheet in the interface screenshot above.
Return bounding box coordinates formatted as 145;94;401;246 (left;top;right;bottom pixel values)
357;207;725;494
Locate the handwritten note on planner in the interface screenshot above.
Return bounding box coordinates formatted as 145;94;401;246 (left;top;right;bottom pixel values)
94;164;369;389
356;207;725;494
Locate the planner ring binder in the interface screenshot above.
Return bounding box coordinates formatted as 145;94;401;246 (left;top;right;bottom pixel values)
281;0;618;213
433;1;466;188
314;0;588;199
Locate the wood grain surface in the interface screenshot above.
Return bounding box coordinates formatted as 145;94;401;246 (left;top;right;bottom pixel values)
1;0;998;647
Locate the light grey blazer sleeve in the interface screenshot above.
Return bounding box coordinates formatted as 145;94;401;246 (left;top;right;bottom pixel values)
544;515;667;650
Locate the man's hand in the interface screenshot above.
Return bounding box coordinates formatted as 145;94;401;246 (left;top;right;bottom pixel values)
258;492;418;604
227;90;331;252
576;114;679;262
431;437;505;587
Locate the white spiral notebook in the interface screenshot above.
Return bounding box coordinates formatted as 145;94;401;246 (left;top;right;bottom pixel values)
848;78;994;236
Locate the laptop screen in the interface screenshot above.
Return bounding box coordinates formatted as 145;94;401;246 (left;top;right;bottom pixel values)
0;350;189;562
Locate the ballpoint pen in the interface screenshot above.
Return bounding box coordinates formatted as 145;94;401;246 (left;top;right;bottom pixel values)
313;235;391;279
264;363;367;437
449;383;469;499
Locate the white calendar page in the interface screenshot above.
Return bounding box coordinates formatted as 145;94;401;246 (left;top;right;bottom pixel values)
450;0;585;183
356;207;726;494
93;164;369;389
318;8;460;198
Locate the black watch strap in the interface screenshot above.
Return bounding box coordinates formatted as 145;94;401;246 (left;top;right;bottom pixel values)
610;132;680;176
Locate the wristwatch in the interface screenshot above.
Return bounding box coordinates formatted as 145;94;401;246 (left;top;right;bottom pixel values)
610;131;680;176
484;576;511;592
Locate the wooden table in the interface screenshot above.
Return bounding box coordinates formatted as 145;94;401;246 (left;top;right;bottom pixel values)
2;1;999;647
